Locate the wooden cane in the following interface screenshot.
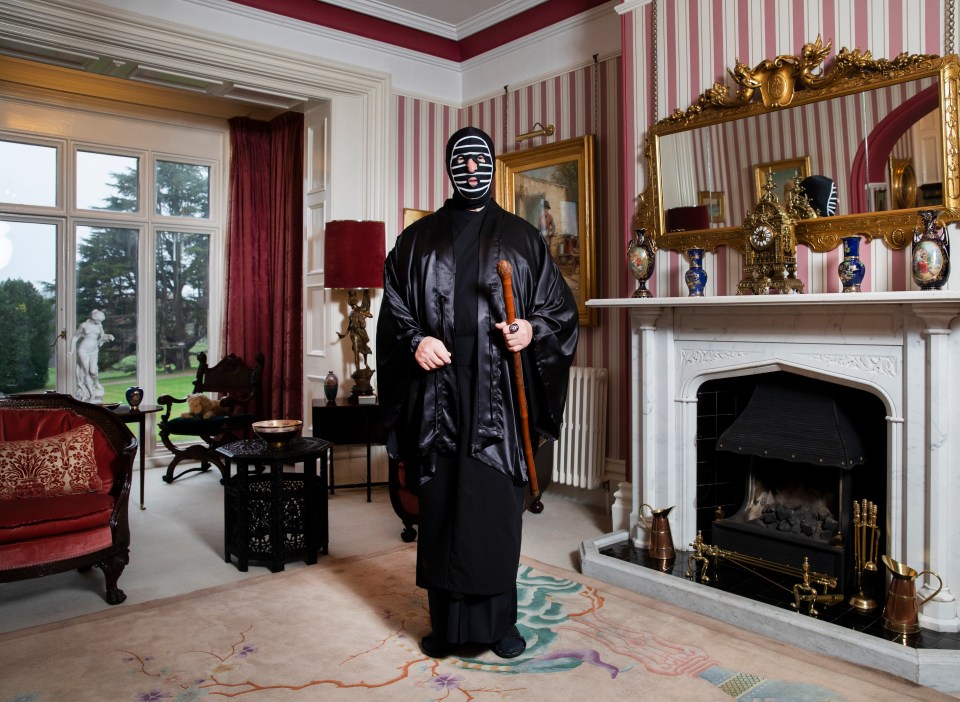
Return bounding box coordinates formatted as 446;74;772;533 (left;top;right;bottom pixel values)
496;260;543;514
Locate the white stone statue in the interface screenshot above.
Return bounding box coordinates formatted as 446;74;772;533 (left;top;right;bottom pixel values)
70;309;114;403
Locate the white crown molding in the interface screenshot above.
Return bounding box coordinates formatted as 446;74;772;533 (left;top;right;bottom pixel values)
146;0;465;101
615;0;652;15
456;0;550;38
332;0;550;40
461;2;617;71
460;1;621;105
181;0;463;71
331;0;461;40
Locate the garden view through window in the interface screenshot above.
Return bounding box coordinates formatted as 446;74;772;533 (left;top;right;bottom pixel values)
0;136;216;439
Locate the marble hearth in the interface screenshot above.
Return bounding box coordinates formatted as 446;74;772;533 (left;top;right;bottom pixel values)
582;292;960;692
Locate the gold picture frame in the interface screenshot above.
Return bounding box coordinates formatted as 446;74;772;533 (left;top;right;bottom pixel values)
889;158;917;209
697;191;726;224
753;156;811;204
495;135;596;326
402;208;432;229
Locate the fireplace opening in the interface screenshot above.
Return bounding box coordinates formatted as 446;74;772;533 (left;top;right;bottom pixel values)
696;371;886;597
732;460;841;543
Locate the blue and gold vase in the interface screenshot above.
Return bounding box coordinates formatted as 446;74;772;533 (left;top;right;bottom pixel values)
685;248;707;297
838;235;866;292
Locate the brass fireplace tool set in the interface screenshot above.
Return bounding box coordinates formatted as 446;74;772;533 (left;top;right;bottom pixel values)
846;498;944;635
849;498;880;611
641;498;943;630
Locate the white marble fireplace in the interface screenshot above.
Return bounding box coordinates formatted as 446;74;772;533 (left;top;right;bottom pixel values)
581;291;960;691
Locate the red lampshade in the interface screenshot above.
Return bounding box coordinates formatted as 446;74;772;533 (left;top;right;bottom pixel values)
323;220;387;289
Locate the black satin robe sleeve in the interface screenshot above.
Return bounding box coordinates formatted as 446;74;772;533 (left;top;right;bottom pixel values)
376;211;450;462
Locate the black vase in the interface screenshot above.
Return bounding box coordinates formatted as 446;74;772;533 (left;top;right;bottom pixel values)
125;386;143;410
324;371;338;402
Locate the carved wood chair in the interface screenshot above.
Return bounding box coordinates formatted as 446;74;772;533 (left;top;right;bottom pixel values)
157;351;264;483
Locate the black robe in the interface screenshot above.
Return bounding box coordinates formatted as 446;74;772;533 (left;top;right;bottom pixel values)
377;200;578;642
377;200;579;482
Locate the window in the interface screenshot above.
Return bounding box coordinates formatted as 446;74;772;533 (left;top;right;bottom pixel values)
0;139;58;208
76;150;140;212
0;94;225;461
156;160;210;218
0;218;58;394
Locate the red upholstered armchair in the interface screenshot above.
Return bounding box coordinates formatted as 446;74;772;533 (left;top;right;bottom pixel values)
0;393;137;604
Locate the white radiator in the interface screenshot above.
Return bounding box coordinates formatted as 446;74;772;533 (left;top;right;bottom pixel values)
552;366;608;489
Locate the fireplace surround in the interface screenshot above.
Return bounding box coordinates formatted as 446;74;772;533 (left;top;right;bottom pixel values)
582;291;960;691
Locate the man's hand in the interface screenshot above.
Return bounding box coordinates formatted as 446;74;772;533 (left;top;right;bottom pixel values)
415;336;452;370
495;319;532;353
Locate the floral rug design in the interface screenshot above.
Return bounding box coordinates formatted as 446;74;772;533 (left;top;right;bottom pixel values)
0;547;945;701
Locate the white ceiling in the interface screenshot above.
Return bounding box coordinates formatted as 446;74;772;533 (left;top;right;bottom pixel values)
332;0;549;39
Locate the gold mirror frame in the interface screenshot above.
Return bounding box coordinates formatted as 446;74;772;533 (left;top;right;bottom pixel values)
639;38;960;253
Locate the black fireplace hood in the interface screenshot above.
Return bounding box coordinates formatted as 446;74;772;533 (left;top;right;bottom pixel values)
716;375;867;468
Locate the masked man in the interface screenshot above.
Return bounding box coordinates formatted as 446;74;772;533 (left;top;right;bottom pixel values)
377;126;579;659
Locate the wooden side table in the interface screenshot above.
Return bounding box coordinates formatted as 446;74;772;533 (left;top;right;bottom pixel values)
217;437;331;572
311;399;386;502
112;404;162;510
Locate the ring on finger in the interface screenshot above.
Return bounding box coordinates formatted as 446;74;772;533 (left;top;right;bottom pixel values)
508;322;520;334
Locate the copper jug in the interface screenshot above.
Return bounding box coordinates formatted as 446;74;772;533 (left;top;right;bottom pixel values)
638;504;675;560
881;555;943;635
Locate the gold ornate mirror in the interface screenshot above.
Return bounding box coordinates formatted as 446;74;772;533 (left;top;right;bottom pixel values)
639;37;960;253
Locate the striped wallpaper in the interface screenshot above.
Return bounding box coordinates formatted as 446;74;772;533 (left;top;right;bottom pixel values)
395;56;629;461
623;0;950;298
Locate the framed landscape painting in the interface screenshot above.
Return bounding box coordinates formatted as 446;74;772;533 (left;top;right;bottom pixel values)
496;135;596;326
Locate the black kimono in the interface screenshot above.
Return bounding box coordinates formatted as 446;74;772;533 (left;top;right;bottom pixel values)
377;199;578;644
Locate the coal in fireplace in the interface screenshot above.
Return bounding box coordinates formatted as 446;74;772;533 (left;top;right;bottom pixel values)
702;373;885;595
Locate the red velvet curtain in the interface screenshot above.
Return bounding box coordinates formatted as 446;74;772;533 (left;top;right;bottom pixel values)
225;112;304;420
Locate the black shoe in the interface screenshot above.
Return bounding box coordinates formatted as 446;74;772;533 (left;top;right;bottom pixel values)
420;632;449;658
491;626;526;659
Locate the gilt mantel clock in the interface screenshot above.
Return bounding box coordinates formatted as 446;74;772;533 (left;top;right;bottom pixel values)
737;171;805;295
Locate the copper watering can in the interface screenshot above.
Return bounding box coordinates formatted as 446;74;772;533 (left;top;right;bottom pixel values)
880;555;943;635
638;504;675;560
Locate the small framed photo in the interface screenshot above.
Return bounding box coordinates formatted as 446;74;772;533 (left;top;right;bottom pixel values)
697;191;725;224
753;156;811;203
865;183;888;212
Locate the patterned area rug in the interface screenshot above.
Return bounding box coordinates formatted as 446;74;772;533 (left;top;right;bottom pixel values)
0;545;949;701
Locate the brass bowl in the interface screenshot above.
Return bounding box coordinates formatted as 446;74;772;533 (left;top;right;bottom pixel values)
252;419;303;449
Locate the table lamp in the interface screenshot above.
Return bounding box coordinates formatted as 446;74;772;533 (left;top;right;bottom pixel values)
323;220;386;401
